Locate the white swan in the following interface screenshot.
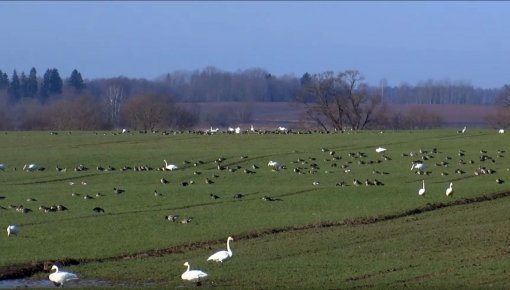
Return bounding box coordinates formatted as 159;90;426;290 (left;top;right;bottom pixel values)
418;180;425;196
23;163;39;171
49;265;78;287
163;160;178;171
411;162;426;171
268;160;278;167
181;262;208;284
445;182;453;196
207;236;234;263
268;160;284;171
7;225;18;237
375;147;387;153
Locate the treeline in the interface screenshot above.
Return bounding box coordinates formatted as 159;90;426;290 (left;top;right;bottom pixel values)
0;66;503;105
0;66;507;131
0;68;84;104
380;80;498;105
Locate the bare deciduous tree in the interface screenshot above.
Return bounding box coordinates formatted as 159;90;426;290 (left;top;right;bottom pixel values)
296;71;342;131
46;95;106;130
495;84;510;107
341;70;381;130
121;94;173;131
105;85;125;127
296;70;382;131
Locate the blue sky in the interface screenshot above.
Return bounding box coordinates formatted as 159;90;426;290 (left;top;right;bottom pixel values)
1;1;509;88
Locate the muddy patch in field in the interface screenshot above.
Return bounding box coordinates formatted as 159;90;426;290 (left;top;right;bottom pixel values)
0;278;119;289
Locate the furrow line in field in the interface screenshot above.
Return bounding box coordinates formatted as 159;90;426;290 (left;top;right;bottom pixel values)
1;190;509;280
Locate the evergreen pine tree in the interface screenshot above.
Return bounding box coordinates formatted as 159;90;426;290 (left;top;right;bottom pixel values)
39;69;51;103
8;70;21;103
49;68;63;94
19;72;28;98
40;68;63;103
68;69;85;93
26;67;38;98
0;70;9;90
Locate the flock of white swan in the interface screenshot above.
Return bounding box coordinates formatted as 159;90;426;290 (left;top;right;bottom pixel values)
2;234;234;286
181;236;235;285
44;236;234;286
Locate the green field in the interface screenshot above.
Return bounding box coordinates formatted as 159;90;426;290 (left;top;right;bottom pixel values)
0;130;509;289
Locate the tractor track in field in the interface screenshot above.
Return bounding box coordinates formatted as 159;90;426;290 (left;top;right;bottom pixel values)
1;190;510;281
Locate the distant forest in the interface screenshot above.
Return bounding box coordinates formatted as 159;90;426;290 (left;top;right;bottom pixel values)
0;66;507;131
0;66;503;105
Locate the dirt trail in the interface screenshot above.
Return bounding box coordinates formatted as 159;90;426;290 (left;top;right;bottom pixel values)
1;190;509;280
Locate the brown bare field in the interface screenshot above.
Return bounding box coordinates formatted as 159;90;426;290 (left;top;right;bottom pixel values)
387;104;498;127
192;102;499;129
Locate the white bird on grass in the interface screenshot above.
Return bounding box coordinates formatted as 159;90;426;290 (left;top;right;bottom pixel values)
23;163;39;171
207;236;234;263
411;162;426;171
163;160;178;171
418;180;426;196
268;160;283;170
181;262;208;285
445;182;453;197
268;160;278;167
0;164;5;171
49;265;79;287
375;147;387;153
7;225;18;237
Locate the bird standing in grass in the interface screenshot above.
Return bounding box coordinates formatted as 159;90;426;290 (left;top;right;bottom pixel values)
418;180;426;196
163;160;178;171
207;236;234;263
445;182;453;197
49;265;78;287
7;225;18;237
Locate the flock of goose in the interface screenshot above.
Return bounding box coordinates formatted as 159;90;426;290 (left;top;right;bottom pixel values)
2;127;508;287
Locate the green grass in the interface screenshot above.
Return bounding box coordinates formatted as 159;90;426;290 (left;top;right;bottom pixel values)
1;129;510;289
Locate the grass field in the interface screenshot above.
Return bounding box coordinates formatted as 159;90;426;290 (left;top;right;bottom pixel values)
0;129;509;289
